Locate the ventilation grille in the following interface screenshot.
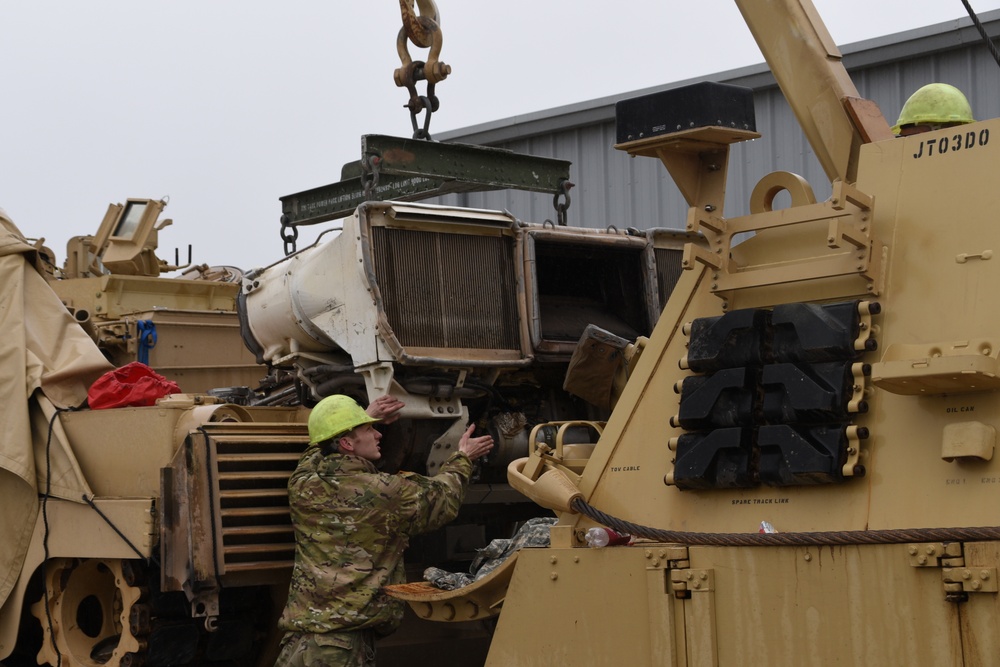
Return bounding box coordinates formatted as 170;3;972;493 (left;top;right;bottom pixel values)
371;227;521;350
211;431;308;574
655;247;685;312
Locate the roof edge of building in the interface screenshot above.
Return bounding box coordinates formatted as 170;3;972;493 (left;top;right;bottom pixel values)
438;9;1000;146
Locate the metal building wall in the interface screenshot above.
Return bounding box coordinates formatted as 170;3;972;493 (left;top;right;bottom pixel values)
435;11;1000;232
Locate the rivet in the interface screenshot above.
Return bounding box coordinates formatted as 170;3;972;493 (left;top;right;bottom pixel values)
550;556;558;565
550;573;558;581
804;553;812;562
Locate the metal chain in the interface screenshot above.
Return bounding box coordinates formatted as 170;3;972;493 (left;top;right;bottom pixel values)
409;91;438;140
553;179;574;226
280;220;299;256
572;496;1000;547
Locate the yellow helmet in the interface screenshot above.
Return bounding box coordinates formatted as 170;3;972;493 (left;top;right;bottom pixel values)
308;395;379;444
892;83;975;135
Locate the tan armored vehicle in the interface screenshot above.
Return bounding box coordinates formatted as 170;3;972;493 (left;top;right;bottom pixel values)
0;149;693;665
384;0;1000;665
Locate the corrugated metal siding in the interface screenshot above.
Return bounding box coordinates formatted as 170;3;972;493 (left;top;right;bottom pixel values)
436;11;1000;233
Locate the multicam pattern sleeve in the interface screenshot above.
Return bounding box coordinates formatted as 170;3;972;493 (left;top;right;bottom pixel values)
278;447;473;635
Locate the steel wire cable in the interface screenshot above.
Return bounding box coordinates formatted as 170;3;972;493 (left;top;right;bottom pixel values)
572;497;1000;547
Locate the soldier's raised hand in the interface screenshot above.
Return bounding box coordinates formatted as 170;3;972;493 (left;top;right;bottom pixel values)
458;424;494;461
366;395;405;424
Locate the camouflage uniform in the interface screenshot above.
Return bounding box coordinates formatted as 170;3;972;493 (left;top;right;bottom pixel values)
275;445;473;666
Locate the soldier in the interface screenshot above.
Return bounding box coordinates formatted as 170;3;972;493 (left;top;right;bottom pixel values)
275;394;494;667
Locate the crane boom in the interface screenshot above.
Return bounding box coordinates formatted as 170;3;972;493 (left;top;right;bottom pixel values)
735;0;893;183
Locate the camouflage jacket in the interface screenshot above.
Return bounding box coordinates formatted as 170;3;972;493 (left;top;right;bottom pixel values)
278;447;473;635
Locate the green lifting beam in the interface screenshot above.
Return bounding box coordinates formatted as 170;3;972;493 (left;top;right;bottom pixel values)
279;134;572;227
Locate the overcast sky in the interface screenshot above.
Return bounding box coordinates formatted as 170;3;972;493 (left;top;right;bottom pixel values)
3;0;999;272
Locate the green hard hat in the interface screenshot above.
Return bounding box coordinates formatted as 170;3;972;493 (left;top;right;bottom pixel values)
893;83;975;134
308;395;379;444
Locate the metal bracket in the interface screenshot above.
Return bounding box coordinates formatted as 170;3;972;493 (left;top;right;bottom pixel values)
643;546;690;572
279;134;573;227
670;568;715;598
682;177;884;298
942;567;999;593
907;542;963;568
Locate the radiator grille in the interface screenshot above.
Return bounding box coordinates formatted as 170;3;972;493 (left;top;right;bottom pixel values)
371;227;521;350
655;247;685;312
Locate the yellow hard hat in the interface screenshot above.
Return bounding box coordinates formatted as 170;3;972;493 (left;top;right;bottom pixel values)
892;83;975;134
308;395;379;444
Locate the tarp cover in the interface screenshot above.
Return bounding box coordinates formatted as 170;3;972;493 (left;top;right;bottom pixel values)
0;208;113;609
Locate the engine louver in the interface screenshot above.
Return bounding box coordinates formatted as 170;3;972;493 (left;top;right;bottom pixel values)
167;423;310;588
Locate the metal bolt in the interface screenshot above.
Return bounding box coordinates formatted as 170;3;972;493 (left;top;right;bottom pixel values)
963;570;972;580
550;556;558;564
550;573;558;581
981;570;991;580
804;553;812;562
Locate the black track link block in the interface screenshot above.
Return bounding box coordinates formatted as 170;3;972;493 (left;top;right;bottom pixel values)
761;361;855;424
673;428;757;490
677;367;758;430
686;308;770;373
770;301;861;364
757;424;847;486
